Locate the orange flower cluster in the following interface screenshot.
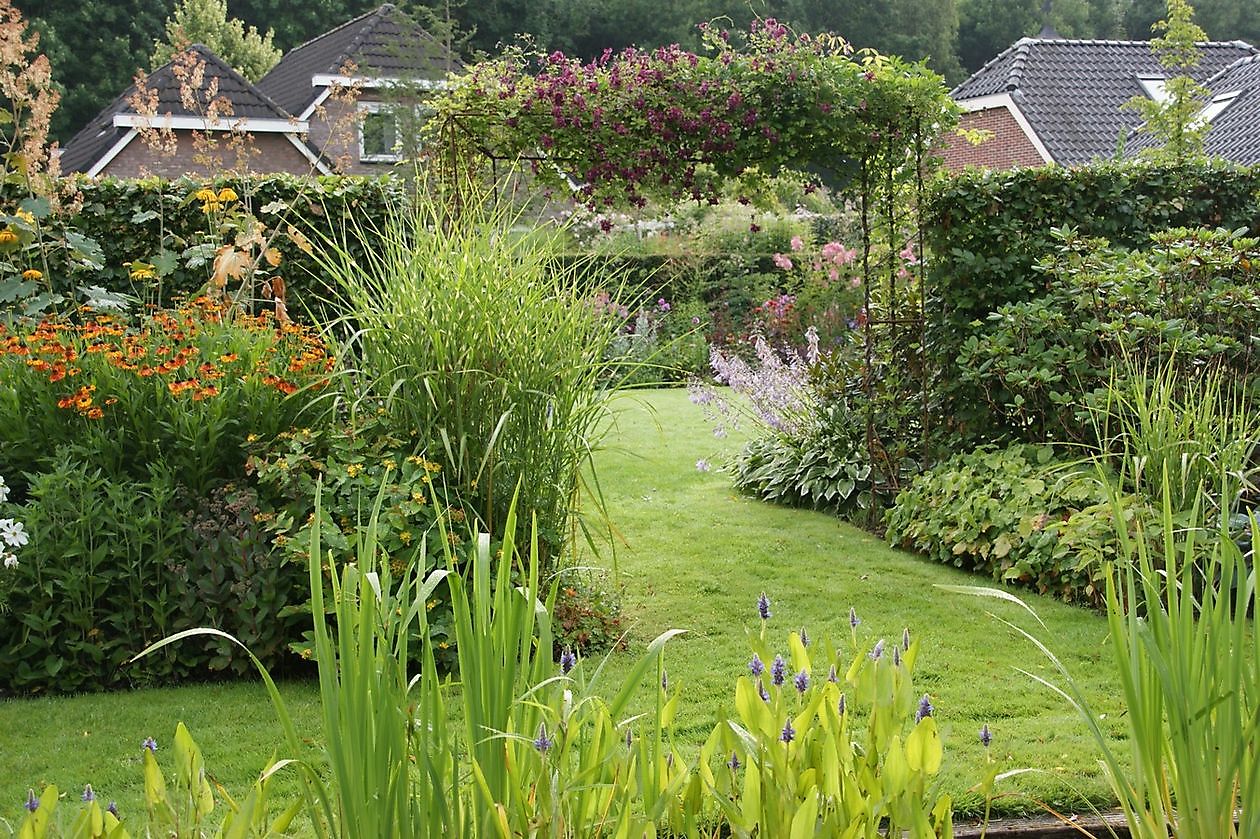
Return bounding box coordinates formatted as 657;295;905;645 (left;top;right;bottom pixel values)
0;298;335;420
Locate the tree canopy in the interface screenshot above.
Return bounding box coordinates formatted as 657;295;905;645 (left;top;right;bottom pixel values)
151;0;281;81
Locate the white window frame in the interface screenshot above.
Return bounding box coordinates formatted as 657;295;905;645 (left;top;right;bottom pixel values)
1199;89;1242;124
358;102;403;163
1136;74;1169;102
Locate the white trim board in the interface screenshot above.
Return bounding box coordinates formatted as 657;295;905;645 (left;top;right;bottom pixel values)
85;129;139;177
112;114;309;133
310;74;450;91
957;93;1055;164
283;133;333;174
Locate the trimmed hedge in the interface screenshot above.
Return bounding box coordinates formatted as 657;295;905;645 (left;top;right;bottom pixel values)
924;161;1260;446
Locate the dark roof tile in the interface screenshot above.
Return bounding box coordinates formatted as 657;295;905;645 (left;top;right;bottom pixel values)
256;4;460;117
953;38;1258;164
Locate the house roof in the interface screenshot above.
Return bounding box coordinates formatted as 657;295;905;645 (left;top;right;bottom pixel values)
61;44;297;174
952;37;1259;165
256;4;460;118
1200;53;1260;163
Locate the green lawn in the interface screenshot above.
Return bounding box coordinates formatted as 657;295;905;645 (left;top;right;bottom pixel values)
0;388;1123;826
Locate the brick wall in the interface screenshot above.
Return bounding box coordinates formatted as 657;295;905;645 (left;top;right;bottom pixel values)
939;107;1049;172
102;131;316;178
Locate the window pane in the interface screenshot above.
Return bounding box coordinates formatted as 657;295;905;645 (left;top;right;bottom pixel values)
361;110;398;159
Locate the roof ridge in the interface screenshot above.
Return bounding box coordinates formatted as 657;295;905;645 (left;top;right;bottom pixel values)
182;44;295;119
1006;39;1032;90
335;6;395;74
280;4;389;59
1010;37;1254;47
950;39;1023;96
1204;49;1260;88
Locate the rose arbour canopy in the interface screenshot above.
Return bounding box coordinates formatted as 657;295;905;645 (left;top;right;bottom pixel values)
431;20;956;489
430;19;956;209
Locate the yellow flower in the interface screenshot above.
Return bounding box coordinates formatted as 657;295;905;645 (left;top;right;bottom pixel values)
127;262;157;281
217;187;238;202
21;269;42;281
438;641;450;650
406;454;424;465
0;229;18;246
346;463;363;477
426;599;438;610
15;209;34;224
201;200;222;214
382;458;396;471
411;491;426;505
399;530;413;545
194;188;218;202
246;433;259;442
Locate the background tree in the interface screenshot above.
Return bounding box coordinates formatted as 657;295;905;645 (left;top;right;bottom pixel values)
1124;0;1211;162
150;0;280;81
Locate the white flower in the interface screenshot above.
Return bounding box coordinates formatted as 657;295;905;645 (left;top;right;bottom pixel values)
0;519;28;548
3;554;16;569
0;476;8;503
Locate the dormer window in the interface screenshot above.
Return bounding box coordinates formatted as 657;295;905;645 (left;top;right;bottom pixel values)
1200;90;1242;123
1137;74;1168;102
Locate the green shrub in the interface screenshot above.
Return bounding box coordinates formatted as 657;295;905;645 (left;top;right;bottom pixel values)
955;227;1260;447
885;444;1146;604
925;161;1260;446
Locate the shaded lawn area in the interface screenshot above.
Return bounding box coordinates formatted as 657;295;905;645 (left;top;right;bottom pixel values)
0;388;1124;824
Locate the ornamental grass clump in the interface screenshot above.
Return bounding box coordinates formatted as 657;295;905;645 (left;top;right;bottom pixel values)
311;194;622;565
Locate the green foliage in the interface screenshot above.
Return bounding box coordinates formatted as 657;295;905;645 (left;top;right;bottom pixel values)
550;571;626;656
312;193;622;565
1122;0;1211;163
925;161;1260;447
598;295;710;386
955;227;1260;447
0;174;403;315
246;415;460;664
885;444;1145;604
704;621;951;836
150;0;281;81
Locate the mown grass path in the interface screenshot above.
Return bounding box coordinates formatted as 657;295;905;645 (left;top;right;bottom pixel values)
0;388;1123;824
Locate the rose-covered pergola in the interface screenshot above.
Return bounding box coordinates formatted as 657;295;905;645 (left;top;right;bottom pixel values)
430;20;958;489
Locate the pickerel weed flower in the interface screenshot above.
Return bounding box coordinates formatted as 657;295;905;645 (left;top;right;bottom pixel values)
869;639;885;661
559;647;576;674
748;652;764;677
980;723;992;748
758;679;769;702
25;790;38;813
757;592;771;620
142;737;158;753
81;784;94;802
793;669;809;694
916;694;934;724
533;724;553;753
780;718;795;743
727;752;740;771
770;654;786;686
827;664;838;683
902;627;911;650
107;801;119;818
661;669;669;692
849;607;860;628
799;626;809;647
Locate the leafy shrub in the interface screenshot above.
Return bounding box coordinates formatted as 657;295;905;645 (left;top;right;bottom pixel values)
246;415;462;664
0;298;334;494
885;444;1146;604
956;227;1260;447
596;293;709;385
0;456;186;693
550;571;625;657
926;161;1260;446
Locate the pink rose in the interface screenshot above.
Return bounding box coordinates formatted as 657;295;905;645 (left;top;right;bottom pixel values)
772;253;793;270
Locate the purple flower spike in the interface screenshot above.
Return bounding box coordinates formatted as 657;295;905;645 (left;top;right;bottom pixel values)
902;627;911;650
849;607;860;629
82;784;95;803
560;647;576;674
794;669;810;694
758;679;770;702
142;737;158;753
727;752;741;771
869;639;885;661
828;664;838;683
749;653;765;677
107;801;119;818
625;727;633;748
24;790;38;813
780;718;795;743
980;724;993;748
533;724;553;754
661;669;669;692
799;627;810;647
893;646;902;667
771;654;787;686
757;592;771;621
837;694;847;716
916;694;934;724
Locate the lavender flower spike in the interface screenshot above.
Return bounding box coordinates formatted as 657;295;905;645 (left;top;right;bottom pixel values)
902;627;911;650
771;654;787;686
82;784;95;803
980;724;993;748
780;718;796;744
849;607;860;629
837;694;847;716
869;639;885;661
794;669;810;694
915;694;934;724
749;653;765;677
799;627;810;647
757;592;772;621
533;723;553;754
559;647;576;675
